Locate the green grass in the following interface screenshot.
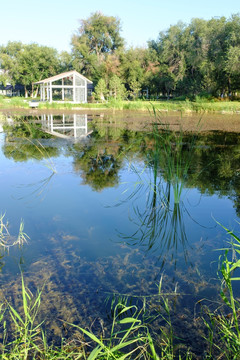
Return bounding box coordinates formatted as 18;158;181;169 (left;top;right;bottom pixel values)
201;222;240;359
1;96;240;113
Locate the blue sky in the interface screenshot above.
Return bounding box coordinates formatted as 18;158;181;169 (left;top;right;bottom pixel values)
1;0;240;52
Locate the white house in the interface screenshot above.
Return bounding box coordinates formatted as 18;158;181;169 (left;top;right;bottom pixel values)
34;70;92;103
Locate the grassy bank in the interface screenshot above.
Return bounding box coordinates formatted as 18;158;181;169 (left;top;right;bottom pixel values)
1;96;240;113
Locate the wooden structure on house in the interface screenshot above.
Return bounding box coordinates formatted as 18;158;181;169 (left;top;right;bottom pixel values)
34;70;92;103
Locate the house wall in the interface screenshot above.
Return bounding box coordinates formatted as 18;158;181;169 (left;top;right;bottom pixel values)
40;73;88;103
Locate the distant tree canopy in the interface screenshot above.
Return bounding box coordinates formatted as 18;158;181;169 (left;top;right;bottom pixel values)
148;14;240;97
0;42;60;97
1;13;240;99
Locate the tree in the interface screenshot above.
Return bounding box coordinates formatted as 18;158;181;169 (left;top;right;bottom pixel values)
0;41;24;87
0;72;9;87
0;42;60;97
225;46;240;91
94;78;108;101
120;47;148;98
59;51;73;72
71;12;124;81
16;44;60;97
148;22;187;97
109;75;126;99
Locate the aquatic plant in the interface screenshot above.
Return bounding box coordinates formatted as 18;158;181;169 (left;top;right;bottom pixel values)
3;275;44;360
69;303;157;359
200;223;240;359
0;214;29;250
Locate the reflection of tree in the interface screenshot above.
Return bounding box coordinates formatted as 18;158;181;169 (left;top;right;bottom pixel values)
2;116;59;201
185;132;240;215
3;143;59;162
4;118;52;139
119;126;240;268
118;125;194;267
71;142;122;191
2;117;60;162
69;124;144;191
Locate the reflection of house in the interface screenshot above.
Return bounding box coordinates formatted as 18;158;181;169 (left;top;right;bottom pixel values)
41;114;92;138
34;70;92;103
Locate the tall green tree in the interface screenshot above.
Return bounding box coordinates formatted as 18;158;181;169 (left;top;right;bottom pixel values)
59;51;73;72
71;12;124;82
94;78;108;101
148;14;240;97
120;47;149;98
17;44;60;97
109;75;126;99
148;22;187;97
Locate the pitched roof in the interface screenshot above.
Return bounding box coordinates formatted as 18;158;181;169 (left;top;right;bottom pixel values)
34;70;92;85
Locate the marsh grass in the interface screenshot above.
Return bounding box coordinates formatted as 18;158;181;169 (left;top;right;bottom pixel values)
0;277;174;360
198;223;240;359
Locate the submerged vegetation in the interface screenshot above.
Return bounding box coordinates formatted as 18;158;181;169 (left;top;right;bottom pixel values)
0;224;240;359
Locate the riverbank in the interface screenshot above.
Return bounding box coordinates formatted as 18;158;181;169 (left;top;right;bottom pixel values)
1;96;240;113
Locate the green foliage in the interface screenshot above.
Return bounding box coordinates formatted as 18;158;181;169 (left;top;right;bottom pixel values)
94;78;108;101
109;75;127;100
148;14;240;97
1;14;240;99
201;223;240;359
73;11;124;58
70;303;154;360
71;12;124;81
0;42;60;97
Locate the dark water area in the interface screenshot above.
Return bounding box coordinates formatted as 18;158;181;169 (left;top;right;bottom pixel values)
0;111;240;356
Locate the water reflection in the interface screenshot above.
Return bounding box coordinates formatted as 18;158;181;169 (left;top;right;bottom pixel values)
41;114;92;139
116;126;198;267
70;141;123;191
1;111;240;355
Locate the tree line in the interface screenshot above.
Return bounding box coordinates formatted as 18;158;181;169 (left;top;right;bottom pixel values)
0;12;240;99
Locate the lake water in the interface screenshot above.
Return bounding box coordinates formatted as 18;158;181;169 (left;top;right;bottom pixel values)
0;110;240;355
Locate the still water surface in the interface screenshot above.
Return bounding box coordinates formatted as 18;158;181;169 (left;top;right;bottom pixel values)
0;111;240;352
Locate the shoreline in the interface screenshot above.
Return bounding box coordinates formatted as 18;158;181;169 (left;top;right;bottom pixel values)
1;106;240;133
